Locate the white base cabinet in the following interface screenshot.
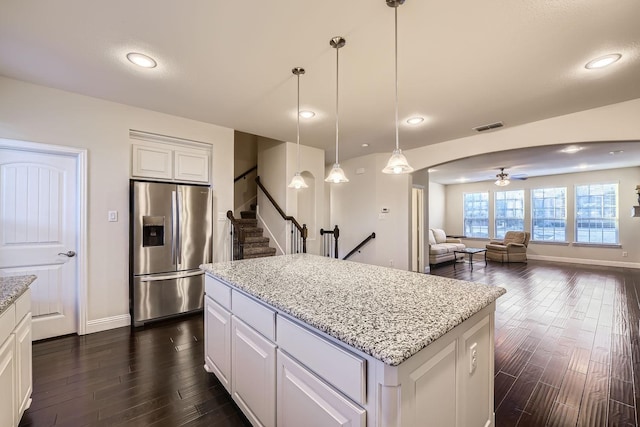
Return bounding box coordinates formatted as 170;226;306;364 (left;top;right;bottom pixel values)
204;295;231;392
232;317;276;427
0;289;32;427
204;274;496;427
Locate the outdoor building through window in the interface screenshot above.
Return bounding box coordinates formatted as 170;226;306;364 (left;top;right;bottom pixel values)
463;192;489;238
575;183;619;244
531;187;567;242
495;190;524;239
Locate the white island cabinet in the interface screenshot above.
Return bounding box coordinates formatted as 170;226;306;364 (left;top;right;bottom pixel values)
202;254;505;427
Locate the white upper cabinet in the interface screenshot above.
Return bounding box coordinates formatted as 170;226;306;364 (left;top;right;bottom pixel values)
130;130;211;183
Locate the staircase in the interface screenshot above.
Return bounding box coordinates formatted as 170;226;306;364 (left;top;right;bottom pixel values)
235;208;276;259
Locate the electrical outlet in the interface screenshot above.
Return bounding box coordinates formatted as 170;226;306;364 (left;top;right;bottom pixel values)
622;251;628;257
469;342;478;374
108;211;118;222
389;260;394;267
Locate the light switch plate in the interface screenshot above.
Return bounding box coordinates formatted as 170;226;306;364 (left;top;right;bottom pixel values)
108;211;118;222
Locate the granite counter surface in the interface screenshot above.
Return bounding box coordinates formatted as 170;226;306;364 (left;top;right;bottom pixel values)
0;275;36;316
201;254;505;366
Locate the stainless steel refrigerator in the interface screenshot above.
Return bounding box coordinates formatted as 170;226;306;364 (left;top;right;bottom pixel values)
130;180;212;326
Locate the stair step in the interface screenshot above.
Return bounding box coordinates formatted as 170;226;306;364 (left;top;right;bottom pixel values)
236;218;257;227
240;210;256;219
243;246;276;258
244;237;270;248
242;227;264;237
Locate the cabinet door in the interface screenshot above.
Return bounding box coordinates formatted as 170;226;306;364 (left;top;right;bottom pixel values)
174;149;209;183
15;313;32;419
0;334;16;427
131;143;173;180
232;317;276;427
204;296;231;392
277;350;366;427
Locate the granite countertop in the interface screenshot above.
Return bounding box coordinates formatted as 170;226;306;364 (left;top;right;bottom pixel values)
201;254;505;366
0;275;37;316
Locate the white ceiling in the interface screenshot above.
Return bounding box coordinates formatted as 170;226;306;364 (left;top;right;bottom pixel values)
1;0;639;172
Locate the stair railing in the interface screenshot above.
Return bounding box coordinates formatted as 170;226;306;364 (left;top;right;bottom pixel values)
320;226;340;258
255;176;307;254
343;232;376;261
227;211;246;260
234;165;257;182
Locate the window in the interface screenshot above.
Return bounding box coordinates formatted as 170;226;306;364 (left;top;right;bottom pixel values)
495;190;524;239
575;183;618;244
463;192;489;238
531;187;566;241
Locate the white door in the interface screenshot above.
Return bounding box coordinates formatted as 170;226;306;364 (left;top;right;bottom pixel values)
0;148;78;340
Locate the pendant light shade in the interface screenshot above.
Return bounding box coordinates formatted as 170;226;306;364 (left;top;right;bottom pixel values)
288;67;309;189
325;36;349;184
382;0;414;175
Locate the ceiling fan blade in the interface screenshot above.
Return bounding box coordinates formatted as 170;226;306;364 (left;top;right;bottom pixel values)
512;174;528;180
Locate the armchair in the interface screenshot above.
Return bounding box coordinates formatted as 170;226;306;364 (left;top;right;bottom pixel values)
486;231;530;263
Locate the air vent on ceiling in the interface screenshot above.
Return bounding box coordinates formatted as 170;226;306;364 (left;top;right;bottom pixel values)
473;121;504;132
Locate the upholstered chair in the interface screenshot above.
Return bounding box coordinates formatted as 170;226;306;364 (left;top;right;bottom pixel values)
486;231;530;263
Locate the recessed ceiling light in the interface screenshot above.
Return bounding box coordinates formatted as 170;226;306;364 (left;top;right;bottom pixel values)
299;110;315;119
406;117;424;125
361;143;369;147
576;164;589;170
560;146;582;154
609;150;624;155
585;53;621;70
126;52;157;68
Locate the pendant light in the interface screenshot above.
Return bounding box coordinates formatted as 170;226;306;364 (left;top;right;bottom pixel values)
382;0;414;175
325;36;349;184
288;67;309;189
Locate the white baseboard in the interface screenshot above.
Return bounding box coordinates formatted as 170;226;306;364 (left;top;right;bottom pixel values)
83;314;131;335
527;254;640;269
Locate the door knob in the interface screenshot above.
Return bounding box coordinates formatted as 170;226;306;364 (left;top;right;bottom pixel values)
58;251;76;257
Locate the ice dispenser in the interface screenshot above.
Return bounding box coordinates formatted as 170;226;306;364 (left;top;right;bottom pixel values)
142;216;165;247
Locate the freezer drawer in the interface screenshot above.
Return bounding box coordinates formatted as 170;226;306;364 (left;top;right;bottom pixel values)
132;271;204;325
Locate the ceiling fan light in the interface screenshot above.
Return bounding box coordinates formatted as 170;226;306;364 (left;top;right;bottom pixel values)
382;149;414;174
495;178;510;186
325;163;349;183
288;172;308;189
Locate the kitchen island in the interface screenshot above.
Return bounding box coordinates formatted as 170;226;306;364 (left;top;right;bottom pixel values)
201;254;505;427
1;275;36;427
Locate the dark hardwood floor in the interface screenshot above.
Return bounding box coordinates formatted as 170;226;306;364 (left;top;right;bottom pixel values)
19;260;639;426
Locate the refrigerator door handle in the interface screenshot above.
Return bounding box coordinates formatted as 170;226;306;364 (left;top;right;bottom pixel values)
138;270;203;282
176;191;182;266
171;190;177;265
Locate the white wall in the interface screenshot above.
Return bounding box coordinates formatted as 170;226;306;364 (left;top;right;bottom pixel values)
0;76;234;332
233;131;258;214
286;142;326;255
428;182;446;229
445;167;640;266
330;153;410;269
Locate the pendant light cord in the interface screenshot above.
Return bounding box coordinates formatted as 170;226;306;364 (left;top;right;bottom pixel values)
394;5;399;151
296;71;301;172
335;44;340;164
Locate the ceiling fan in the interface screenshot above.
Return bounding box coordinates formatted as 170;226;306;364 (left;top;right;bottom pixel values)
494;167;528;186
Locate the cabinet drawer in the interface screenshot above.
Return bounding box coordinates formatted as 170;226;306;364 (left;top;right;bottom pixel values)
205;275;231;310
277;316;366;405
15;290;31;323
0;304;16;343
277;350;365;427
232;291;275;341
